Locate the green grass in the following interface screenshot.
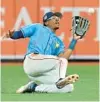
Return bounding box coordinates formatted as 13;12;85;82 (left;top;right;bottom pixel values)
1;63;99;101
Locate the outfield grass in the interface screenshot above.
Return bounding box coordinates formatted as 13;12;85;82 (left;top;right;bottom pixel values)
1;63;99;101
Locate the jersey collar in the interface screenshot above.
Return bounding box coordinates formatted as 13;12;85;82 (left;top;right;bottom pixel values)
45;26;55;35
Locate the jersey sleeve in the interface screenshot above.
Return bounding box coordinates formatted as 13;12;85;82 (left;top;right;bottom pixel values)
20;24;37;38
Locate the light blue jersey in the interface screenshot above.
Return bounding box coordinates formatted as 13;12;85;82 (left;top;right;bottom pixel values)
20;23;65;56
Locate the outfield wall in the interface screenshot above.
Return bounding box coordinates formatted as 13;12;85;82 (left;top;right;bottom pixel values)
0;0;99;60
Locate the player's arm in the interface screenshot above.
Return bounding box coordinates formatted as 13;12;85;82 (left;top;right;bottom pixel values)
58;34;81;59
1;30;24;40
1;24;37;40
58;16;90;59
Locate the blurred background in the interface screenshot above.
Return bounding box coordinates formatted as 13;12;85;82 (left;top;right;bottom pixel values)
1;0;99;61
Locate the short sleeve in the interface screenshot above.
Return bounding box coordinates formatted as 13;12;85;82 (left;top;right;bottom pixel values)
20;24;37;37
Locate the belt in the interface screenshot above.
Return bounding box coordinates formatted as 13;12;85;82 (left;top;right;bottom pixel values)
24;52;39;60
34;52;39;54
30;53;39;57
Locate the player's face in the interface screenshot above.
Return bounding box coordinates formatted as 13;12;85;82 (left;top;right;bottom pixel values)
46;16;61;30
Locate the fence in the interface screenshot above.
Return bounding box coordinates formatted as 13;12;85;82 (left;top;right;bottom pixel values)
1;0;99;60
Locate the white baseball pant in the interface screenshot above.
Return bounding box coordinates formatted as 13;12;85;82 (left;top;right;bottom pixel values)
23;53;74;93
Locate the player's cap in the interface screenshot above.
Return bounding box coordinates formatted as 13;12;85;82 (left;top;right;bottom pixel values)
43;12;63;22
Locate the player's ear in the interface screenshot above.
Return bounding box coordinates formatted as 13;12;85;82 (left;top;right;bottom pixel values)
44;21;48;26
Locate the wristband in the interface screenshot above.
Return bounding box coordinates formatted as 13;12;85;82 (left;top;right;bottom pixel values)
68;39;77;50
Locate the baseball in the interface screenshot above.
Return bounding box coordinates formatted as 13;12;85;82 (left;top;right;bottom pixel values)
88;8;95;14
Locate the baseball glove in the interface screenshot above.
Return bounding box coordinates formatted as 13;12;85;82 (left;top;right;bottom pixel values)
72;16;90;38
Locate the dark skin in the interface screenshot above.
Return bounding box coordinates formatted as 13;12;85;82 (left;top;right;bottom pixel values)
2;16;81;59
44;16;60;32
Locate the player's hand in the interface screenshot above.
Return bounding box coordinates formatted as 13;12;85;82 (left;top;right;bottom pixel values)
1;30;14;40
72;16;90;39
73;33;81;40
6;30;15;38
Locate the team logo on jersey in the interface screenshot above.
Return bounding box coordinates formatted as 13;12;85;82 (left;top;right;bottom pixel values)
55;42;59;48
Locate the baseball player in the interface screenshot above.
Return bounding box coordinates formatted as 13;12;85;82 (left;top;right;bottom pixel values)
2;12;89;93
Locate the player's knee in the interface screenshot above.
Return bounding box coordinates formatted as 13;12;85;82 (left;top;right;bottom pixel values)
59;58;68;64
68;84;74;92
